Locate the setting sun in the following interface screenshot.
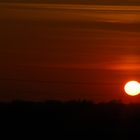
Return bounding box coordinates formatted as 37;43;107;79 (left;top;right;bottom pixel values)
124;81;140;96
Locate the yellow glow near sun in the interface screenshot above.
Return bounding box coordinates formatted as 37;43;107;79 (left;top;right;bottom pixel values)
124;81;140;96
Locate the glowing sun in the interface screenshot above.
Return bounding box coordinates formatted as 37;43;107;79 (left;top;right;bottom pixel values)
124;81;140;96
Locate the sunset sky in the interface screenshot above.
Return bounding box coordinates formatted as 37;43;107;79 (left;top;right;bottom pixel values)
0;1;140;102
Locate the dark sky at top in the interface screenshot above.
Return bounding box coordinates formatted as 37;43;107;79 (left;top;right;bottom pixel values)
0;0;140;5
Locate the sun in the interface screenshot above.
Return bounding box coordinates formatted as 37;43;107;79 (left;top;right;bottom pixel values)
124;81;140;96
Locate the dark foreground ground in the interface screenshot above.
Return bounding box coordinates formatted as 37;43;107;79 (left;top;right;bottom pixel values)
0;100;140;139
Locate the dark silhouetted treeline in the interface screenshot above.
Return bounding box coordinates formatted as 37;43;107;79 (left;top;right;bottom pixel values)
0;100;140;138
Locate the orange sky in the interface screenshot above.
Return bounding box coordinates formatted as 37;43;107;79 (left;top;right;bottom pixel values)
0;4;140;102
1;0;140;5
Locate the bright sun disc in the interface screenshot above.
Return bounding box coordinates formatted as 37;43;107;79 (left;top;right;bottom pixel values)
124;81;140;96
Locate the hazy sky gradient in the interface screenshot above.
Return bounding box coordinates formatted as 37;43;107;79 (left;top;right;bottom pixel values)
1;3;140;102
